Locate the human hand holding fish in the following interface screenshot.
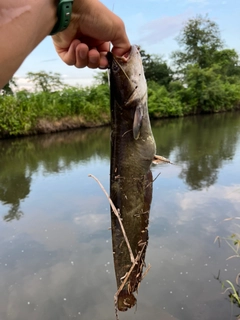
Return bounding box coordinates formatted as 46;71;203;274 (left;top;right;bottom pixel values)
0;0;130;88
52;0;131;69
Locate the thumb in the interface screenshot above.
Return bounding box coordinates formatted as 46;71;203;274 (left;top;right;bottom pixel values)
111;44;131;57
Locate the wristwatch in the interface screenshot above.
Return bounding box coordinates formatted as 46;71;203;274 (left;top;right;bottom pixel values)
50;0;73;35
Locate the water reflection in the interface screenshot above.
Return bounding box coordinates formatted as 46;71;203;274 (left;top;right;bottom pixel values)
1;173;29;221
0;112;240;320
153;112;240;190
1;113;240;223
0;127;110;221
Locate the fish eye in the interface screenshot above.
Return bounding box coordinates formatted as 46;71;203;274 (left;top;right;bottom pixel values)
112;62;119;72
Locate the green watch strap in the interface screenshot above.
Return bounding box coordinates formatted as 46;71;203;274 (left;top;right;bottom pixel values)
50;0;73;35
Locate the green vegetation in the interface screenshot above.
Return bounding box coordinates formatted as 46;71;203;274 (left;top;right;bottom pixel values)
1;15;240;137
215;217;240;309
0;76;110;137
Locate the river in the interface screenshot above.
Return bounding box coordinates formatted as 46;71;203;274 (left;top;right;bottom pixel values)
0;112;240;320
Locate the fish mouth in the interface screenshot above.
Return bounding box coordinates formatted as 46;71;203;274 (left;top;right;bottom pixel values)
107;45;141;91
107;45;140;69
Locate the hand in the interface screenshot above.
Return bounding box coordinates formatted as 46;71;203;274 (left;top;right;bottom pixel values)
52;0;130;69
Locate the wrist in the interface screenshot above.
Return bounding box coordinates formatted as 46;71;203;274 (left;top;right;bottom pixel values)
50;0;73;35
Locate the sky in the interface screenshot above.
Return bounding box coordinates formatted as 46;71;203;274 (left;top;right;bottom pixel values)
15;0;240;89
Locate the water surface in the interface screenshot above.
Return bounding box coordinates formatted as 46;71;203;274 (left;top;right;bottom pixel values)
1;112;240;320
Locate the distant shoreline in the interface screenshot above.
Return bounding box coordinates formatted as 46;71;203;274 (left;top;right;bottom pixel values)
1;109;240;140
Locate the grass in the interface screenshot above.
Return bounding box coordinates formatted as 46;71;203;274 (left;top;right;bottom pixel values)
215;217;240;312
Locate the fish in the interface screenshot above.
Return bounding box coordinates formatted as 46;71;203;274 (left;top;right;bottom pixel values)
108;45;156;175
107;45;156;312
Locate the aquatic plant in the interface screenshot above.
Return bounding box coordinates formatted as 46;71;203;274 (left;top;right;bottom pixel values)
215;217;240;310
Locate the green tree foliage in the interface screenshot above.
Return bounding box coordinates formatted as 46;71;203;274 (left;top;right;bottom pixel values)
26;71;65;92
169;15;240;114
172;14;224;71
94;71;108;85
1;78;17;95
213;49;240;80
140;50;172;87
148;81;184;118
183;64;240;113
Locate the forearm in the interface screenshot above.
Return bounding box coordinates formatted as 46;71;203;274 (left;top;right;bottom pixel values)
0;0;57;88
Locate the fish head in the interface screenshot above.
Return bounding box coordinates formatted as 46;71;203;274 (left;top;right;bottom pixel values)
108;45;147;109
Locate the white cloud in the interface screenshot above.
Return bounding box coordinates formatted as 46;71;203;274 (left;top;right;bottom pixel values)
14;73;95;91
139;12;191;44
151;180;240;236
179;184;240;211
175;184;240;229
14;76;34;91
74;213;109;231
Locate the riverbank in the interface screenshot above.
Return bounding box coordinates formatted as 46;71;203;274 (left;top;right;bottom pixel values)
1;108;240;140
1;80;240;139
25;115;110;136
0;85;110;139
0;115;110;139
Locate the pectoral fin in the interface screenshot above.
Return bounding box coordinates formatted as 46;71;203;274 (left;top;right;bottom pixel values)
152;155;172;164
133;105;143;140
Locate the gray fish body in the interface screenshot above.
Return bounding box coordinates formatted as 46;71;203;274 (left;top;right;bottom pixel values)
109;45;156;172
108;45;156;311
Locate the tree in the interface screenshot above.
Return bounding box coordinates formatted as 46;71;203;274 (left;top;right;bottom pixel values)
94;71;108;85
172;15;224;71
213;49;240;79
26;71;65;92
1;78;17;95
140;50;172;87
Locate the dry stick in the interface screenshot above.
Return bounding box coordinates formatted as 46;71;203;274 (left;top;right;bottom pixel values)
88;174;134;263
145;172;161;189
153;172;161;183
141;264;151;281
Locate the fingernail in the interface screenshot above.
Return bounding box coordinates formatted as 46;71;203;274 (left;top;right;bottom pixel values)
89;56;98;64
80;50;87;59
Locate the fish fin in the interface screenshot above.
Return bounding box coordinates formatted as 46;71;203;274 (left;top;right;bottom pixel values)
152;154;173;164
133;105;143;140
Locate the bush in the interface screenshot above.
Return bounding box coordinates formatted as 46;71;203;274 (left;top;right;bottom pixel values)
0;84;110;137
148;82;184;118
